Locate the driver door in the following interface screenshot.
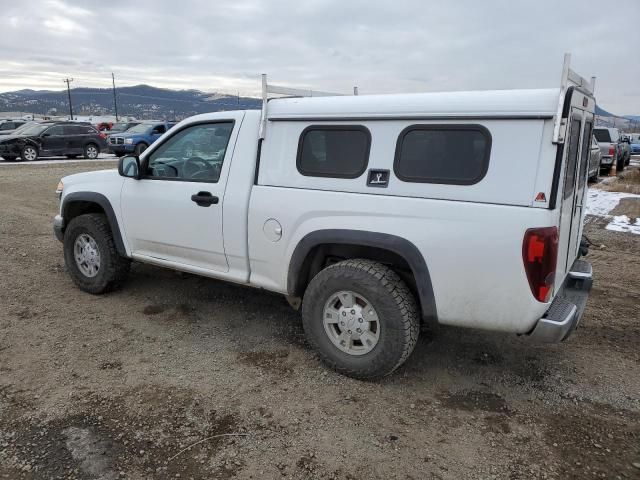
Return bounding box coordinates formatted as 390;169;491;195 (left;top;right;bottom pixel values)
120;116;241;273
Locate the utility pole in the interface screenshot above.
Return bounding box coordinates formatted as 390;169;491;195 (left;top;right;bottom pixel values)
112;73;119;121
63;78;74;120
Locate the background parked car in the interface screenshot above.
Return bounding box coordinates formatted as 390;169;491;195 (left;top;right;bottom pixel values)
0;121;107;162
588;134;601;182
108;121;175;156
0;119;28;136
629;133;640;155
593;126;625;173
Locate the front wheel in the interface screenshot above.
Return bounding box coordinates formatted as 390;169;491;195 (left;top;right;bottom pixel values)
63;214;130;294
302;259;420;380
20;145;38;161
84;143;99;159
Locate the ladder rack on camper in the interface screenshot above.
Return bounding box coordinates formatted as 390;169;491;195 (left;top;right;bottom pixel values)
259;74;358;139
552;53;596;144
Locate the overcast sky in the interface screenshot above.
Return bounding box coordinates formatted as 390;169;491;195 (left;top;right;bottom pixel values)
1;0;639;114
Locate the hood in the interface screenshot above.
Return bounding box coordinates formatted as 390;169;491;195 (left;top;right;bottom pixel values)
0;134;31;143
62;168;120;186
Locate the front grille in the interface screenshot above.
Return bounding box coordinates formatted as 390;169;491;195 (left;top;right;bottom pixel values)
109;137;124;145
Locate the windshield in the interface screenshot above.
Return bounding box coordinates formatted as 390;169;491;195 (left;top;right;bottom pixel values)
18;124;49;136
111;123;135;133
127;124;152;134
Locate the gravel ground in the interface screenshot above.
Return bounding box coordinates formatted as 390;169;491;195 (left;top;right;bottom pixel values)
0;162;639;480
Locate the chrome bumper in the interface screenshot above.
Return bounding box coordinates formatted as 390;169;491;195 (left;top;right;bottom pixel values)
528;259;592;343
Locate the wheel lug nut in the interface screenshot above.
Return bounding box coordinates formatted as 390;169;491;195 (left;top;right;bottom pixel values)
340;321;345;326
351;309;355;314
347;330;352;334
356;328;362;333
358;318;363;323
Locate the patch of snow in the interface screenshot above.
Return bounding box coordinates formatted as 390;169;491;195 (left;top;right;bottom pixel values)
585;189;637;216
586;188;640;235
605;215;640;235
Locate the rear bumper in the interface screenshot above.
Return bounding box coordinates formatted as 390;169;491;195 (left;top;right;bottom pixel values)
527;259;592;343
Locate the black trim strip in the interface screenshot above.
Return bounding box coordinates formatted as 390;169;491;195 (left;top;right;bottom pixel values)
62;192;127;256
270;114;553;122
549;87;574;210
287;229;438;325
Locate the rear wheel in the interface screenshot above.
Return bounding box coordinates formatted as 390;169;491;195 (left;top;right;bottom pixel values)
84;143;99;159
63;213;130;294
617;155;625;172
20;145;38;161
301;259;420;380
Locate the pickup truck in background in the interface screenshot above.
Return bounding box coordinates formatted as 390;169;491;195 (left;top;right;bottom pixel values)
629;133;640;156
593;126;625;173
52;59;596;379
108;121;176;157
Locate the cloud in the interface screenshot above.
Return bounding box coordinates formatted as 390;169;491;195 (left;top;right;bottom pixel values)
0;0;639;114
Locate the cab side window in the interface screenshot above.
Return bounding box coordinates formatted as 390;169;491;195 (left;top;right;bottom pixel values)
151;125;166;135
145;122;234;183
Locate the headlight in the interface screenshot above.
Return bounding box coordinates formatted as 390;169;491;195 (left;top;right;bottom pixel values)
124;138;133;145
56;180;64;199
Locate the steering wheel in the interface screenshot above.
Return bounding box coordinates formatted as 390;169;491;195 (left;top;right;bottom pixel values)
183;156;210;178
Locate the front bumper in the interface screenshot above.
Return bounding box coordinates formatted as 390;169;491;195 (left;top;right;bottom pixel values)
527;259;592;342
111;144;135;155
53;214;65;242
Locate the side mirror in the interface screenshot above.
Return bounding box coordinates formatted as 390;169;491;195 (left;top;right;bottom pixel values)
42;133;51;137
118;155;140;179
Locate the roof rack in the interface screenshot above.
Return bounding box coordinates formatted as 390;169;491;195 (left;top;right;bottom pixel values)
259;74;358;139
552;53;596;144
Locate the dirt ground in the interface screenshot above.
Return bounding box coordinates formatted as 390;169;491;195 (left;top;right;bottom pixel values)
1;161;639;480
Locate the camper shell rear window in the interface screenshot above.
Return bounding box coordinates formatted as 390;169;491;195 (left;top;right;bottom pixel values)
393;124;492;185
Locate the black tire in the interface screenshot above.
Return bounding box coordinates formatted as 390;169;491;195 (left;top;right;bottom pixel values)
1;156;17;161
66;154;79;159
84;143;99;159
301;259;420;380
134;143;148;156
63;213;130;294
617;156;625;172
20;145;38;162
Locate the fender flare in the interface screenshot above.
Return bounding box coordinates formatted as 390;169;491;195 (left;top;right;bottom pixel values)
287;229;438;325
61;192;127;257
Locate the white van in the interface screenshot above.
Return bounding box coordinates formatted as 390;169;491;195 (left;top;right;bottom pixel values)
53;54;595;379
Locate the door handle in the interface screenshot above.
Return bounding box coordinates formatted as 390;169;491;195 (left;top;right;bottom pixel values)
191;191;219;207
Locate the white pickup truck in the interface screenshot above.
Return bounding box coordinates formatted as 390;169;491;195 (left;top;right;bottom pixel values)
54;56;595;379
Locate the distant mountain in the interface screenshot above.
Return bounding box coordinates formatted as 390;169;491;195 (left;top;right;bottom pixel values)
595;105;615;117
0;85;261;120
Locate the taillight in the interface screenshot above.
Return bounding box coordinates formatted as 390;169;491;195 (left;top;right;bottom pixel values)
608;145;615;156
522;227;558;302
